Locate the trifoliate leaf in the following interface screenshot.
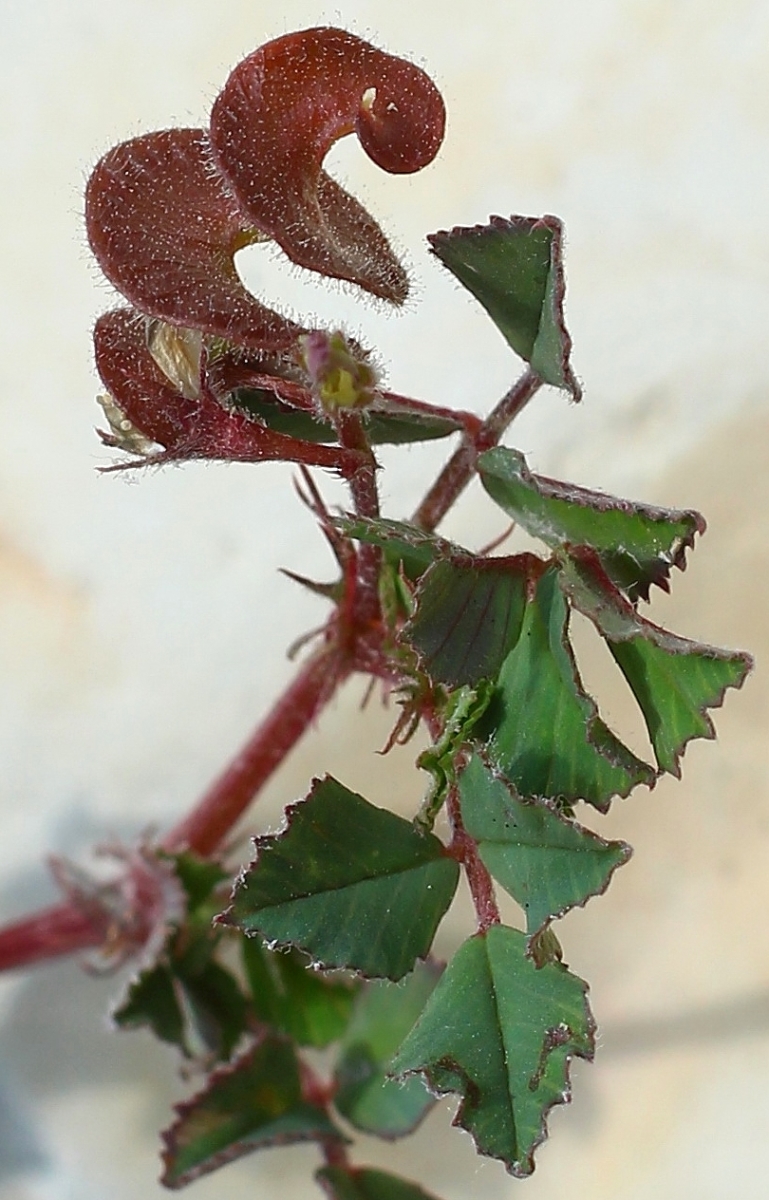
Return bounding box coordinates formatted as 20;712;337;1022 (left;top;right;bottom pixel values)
403;554;537;686
561;550;752;775
221;777;459;981
317;1165;444;1200
242;939;358;1048
458;755;631;938
428;215;581;399
333;963;439;1138
482;567;655;810
160;1035;343;1188
478;446;705;601
390;925;594;1176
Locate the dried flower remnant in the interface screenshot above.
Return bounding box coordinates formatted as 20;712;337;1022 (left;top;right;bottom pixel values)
209;27;446;304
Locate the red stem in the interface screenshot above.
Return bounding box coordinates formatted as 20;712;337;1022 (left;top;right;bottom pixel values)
0;902;104;972
447;786;500;933
334;409;382;628
163;646;349;856
412;368;542;532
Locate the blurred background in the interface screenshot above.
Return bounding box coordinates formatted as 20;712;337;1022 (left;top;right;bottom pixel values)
0;1;767;1196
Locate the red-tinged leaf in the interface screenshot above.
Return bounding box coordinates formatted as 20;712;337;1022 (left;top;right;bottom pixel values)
220;776;459;981
93;308;360;473
428;215;581;399
478;447;705;601
161;1036;342;1188
403;554;540;687
390;926;595;1177
210;28;445;304
317;1165;444;1200
561;549;753;775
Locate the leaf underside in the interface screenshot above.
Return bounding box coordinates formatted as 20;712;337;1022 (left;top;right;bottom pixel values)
334;515;455;578
482;567;655;810
317;1165;444;1200
222;776;459;980
428;215;581;399
560;551;752;775
478;446;705;601
161;1035;342;1188
390;925;595;1176
334;962;439;1138
458;754;631;937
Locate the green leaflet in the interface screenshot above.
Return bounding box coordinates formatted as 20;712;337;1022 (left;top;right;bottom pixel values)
334;963;439;1138
242;939;358;1048
428;215;581;399
403;555;534;686
160;1035;342;1189
561;551;752;775
459;755;631;938
221;777;459;981
234;390;462;446
389;925;594;1177
483;567;655;810
478;446;705;601
317;1166;443;1200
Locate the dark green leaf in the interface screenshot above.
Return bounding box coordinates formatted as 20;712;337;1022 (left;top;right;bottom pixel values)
234;391;462;446
483;567;655;809
478;446;705;601
334;963;439;1138
113;947;248;1060
161;1035;342;1188
561;550;752;775
221;777;459;981
403;555;536;686
390;925;594;1177
242;939;358;1048
317;1165;443;1200
459;754;631;938
428;215;581;399
112;963;185;1048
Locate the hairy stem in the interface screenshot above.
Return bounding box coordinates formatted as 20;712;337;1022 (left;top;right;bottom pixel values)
447;786;501;933
334;409;382;628
163;646;349;857
0;902;104;972
412;368;542;533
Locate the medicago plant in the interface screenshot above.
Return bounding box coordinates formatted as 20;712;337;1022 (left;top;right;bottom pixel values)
0;25;752;1199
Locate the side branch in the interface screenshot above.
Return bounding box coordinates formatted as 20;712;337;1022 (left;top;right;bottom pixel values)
412;368;542;533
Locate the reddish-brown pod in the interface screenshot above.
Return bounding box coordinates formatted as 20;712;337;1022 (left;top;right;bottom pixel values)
85;129;305;351
93;308;361;473
209;27;446;304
